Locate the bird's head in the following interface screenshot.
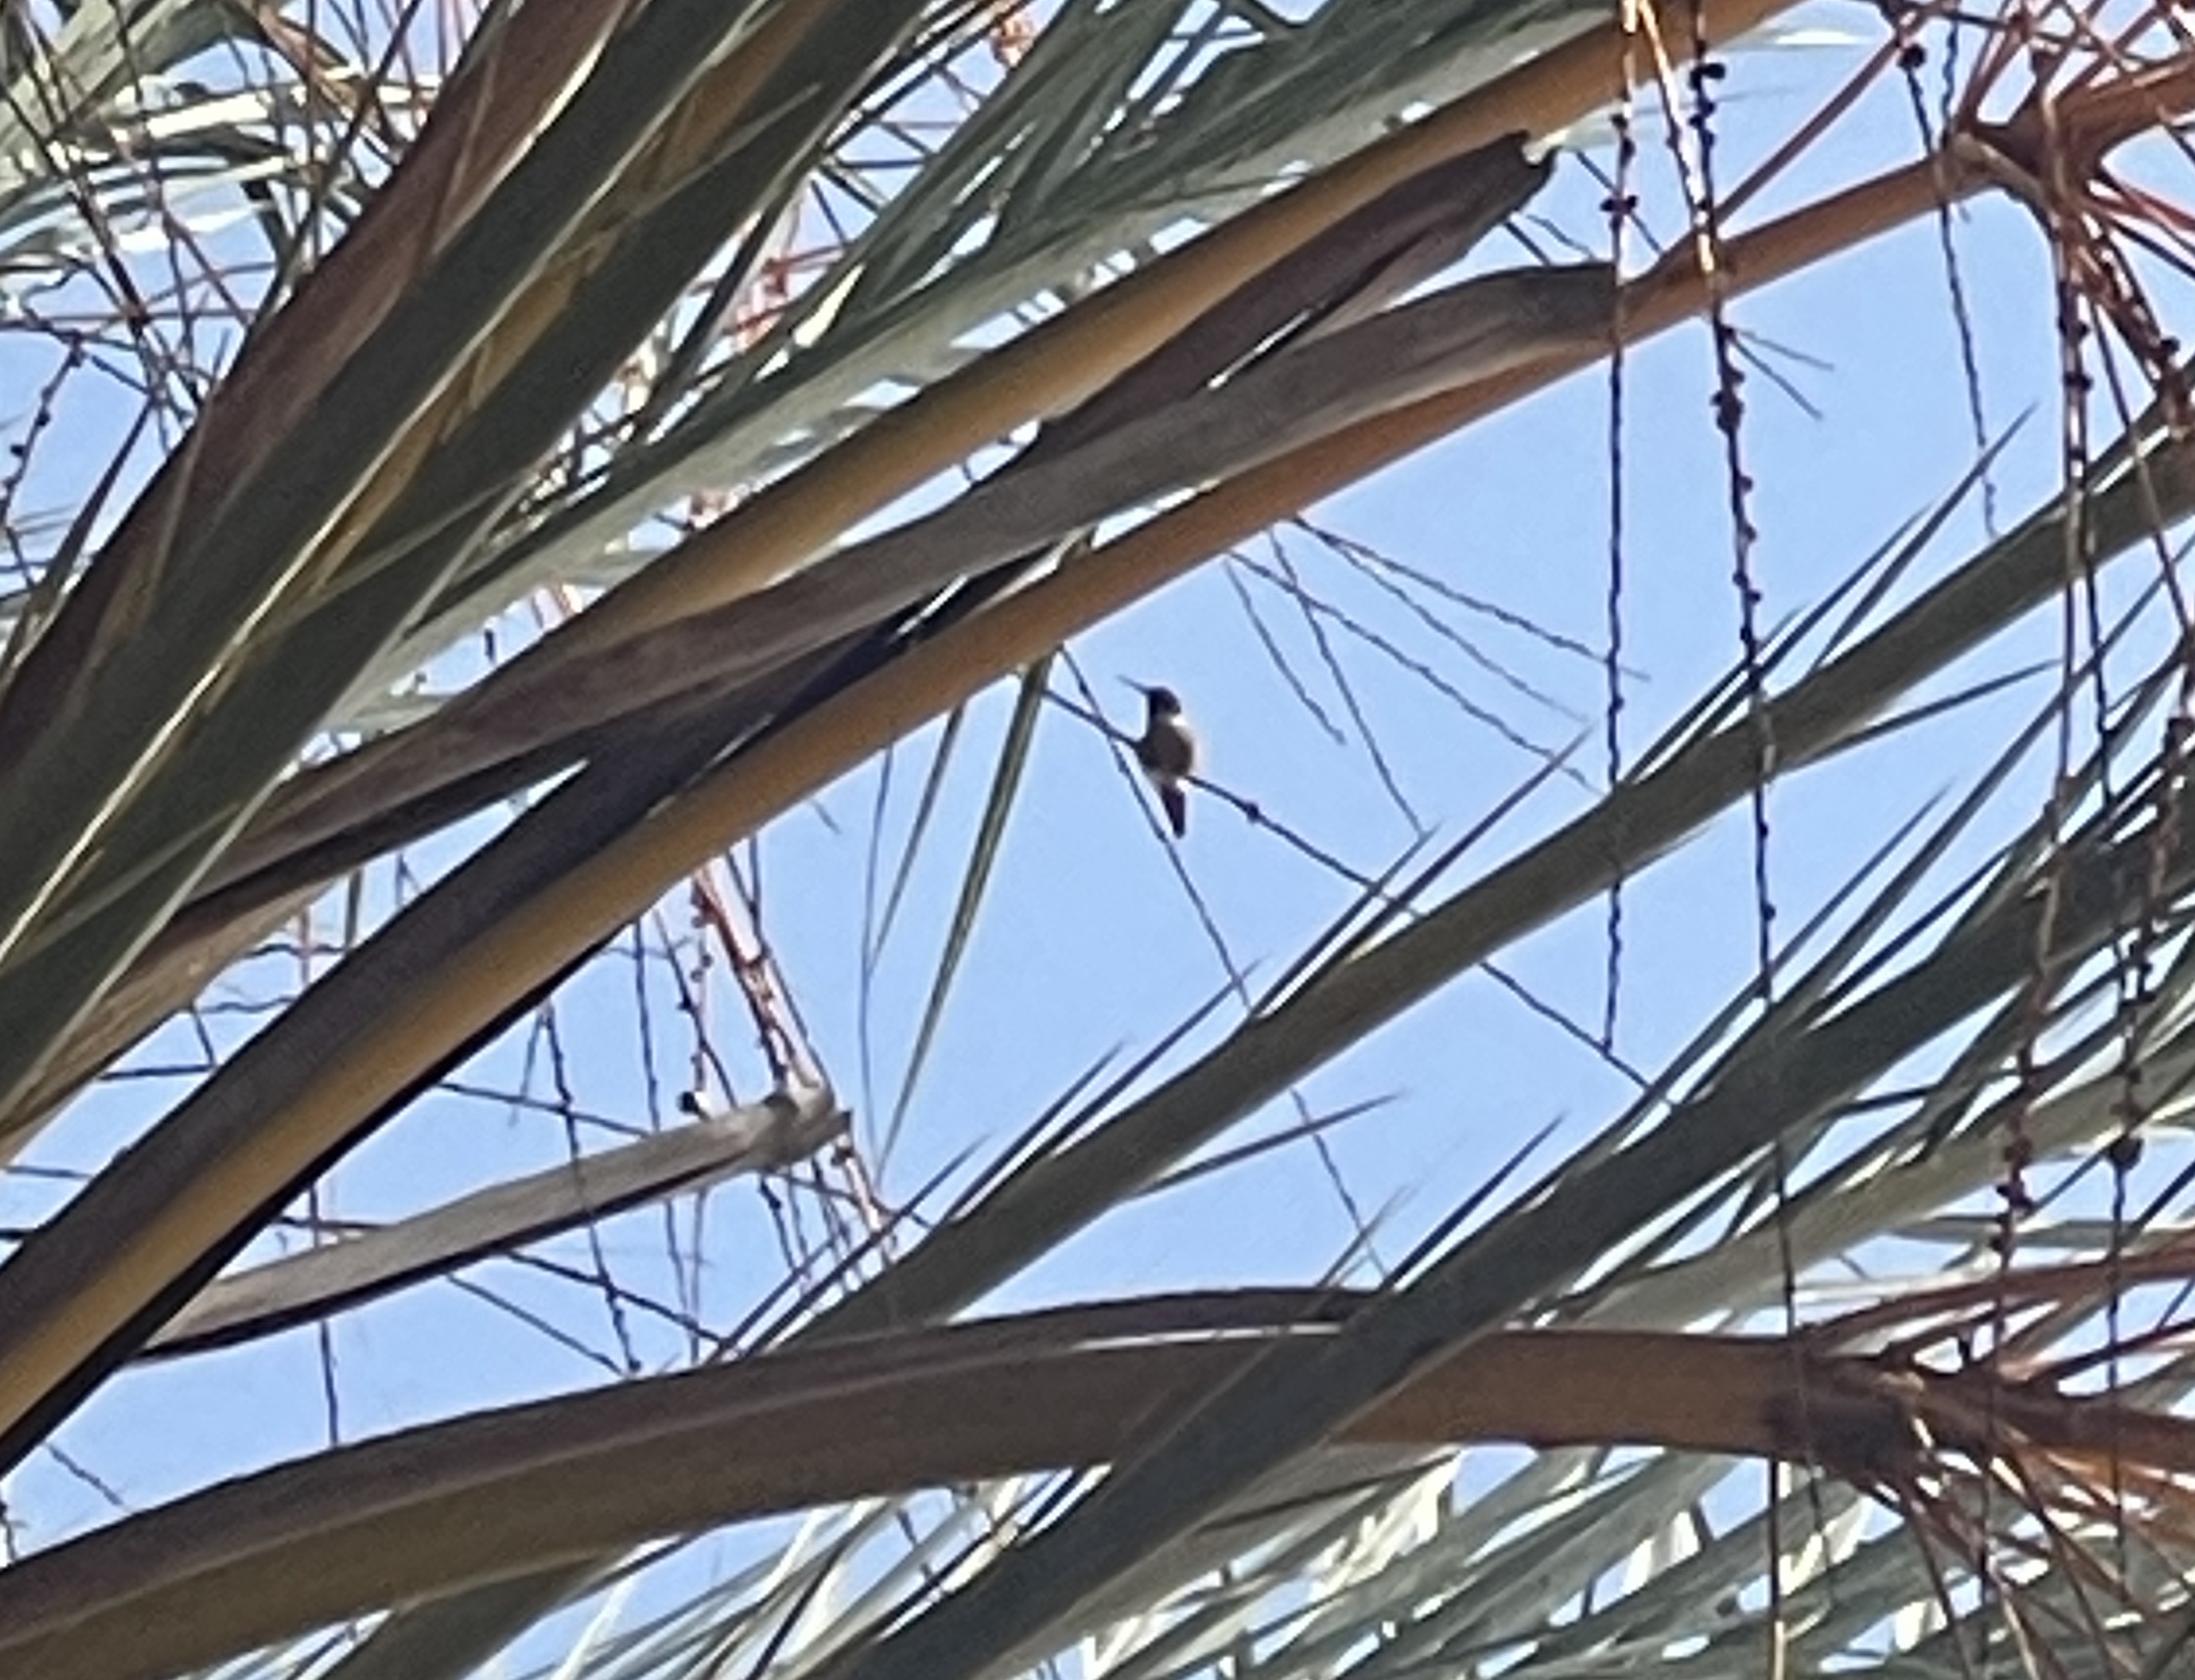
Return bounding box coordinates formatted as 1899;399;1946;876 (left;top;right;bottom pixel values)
1132;682;1183;719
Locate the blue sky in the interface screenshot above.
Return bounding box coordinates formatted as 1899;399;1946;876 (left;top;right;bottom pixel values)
2;0;2164;1579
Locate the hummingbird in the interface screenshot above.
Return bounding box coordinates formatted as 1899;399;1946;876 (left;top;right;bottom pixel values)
1131;683;1199;838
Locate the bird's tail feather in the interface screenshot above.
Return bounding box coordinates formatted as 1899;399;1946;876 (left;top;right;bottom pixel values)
1160;783;1188;838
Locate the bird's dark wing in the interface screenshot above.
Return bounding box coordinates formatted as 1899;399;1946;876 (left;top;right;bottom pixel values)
1140;724;1195;780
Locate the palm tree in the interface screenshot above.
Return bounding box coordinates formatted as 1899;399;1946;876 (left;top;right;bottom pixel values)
2;1;2194;1678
